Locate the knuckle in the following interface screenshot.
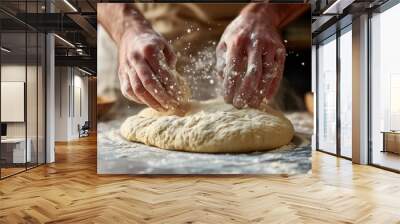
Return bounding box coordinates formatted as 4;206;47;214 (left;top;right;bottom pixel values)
246;65;257;77
121;82;132;94
233;34;249;45
141;44;157;56
142;77;156;87
132;82;146;95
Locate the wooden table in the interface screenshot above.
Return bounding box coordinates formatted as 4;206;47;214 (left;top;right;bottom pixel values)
382;131;400;154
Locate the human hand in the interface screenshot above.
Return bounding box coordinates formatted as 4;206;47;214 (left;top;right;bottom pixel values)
216;9;286;109
118;28;183;112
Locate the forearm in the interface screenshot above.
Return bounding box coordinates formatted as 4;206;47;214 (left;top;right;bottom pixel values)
241;3;309;29
97;3;152;45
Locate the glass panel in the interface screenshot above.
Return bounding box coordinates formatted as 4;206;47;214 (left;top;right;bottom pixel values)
27;31;38;169
1;31;27;177
0;1;46;178
317;36;337;154
38;32;45;165
371;4;400;171
339;28;352;158
26;0;39;169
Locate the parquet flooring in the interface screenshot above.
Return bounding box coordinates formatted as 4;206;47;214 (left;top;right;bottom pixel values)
1;167;26;178
1;135;400;223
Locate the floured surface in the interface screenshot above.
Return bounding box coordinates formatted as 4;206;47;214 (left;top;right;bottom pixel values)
120;99;294;153
98;117;311;174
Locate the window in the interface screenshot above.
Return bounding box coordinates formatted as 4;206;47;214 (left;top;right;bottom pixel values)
370;2;400;171
317;35;337;154
339;27;352;158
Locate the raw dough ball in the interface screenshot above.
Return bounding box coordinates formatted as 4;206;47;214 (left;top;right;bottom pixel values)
120;98;294;153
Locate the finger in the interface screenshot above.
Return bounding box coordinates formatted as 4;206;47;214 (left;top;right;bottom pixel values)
129;69;165;111
216;42;227;80
144;48;180;100
248;49;276;108
223;43;246;104
163;42;177;67
265;74;281;100
133;58;180;110
119;68;142;104
233;48;262;109
248;74;272;108
266;48;285;99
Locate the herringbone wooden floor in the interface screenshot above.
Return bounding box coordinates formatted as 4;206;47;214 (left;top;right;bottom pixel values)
1;135;400;224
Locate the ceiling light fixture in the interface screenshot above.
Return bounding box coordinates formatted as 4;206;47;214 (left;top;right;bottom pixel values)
54;34;75;48
63;0;78;12
322;0;355;15
1;47;11;53
78;67;93;76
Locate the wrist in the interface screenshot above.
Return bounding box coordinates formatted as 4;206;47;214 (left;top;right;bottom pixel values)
113;4;153;45
118;21;153;43
241;3;281;28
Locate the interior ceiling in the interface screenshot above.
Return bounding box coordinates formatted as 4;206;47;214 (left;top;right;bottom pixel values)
3;0;386;74
0;0;319;76
0;0;98;74
311;0;391;41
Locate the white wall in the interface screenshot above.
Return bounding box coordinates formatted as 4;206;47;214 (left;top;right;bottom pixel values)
55;66;69;141
1;65;26;139
54;67;89;141
1;63;47;164
1;65;41;138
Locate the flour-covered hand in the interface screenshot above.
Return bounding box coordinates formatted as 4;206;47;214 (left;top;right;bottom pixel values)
216;6;286;109
118;28;182;112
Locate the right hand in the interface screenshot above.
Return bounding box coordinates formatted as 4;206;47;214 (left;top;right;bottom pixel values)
118;28;182;112
216;11;286;109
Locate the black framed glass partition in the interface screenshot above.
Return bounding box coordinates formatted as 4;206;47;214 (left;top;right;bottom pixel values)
0;30;28;177
369;1;400;172
0;0;46;179
315;23;353;159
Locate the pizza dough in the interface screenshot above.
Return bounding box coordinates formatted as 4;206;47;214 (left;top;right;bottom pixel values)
120;98;294;153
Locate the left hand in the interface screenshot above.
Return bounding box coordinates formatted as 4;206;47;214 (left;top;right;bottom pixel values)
216;11;286;109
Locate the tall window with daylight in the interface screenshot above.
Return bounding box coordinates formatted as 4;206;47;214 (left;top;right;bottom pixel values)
339;27;352;158
371;2;400;171
317;35;337;154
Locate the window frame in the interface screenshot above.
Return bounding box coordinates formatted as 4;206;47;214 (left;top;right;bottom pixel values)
315;21;353;161
367;0;400;173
